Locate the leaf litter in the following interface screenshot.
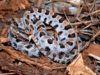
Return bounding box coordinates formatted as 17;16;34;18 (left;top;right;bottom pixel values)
0;0;100;75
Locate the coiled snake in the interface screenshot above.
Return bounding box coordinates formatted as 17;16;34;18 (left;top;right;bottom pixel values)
7;8;82;64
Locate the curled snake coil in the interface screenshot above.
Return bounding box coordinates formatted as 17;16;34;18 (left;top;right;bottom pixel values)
7;8;82;64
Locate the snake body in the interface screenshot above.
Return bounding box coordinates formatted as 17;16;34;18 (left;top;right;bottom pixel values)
8;8;82;64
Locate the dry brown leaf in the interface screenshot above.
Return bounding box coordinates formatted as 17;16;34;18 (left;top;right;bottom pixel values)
68;0;84;6
57;7;71;14
0;0;6;5
19;3;26;9
0;14;3;19
0;36;8;43
67;54;96;75
0;27;2;35
55;1;73;6
29;0;35;3
84;44;100;61
84;44;100;57
52;63;65;69
1;26;9;37
0;0;30;16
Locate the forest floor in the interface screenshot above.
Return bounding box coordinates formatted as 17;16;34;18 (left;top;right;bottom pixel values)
0;0;100;75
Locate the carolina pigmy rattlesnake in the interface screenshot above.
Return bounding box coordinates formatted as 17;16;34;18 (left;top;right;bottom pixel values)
7;8;82;64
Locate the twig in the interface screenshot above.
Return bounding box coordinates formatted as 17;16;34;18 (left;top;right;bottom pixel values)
88;53;100;61
79;10;100;19
71;19;99;26
52;0;55;12
38;0;45;8
82;23;95;30
79;31;100;39
75;26;80;52
63;9;70;24
80;31;100;51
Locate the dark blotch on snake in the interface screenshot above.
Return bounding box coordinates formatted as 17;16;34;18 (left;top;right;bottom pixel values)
52;13;58;18
61;38;65;41
53;25;58;29
59;18;65;23
38;8;42;13
67;42;73;46
45;10;49;15
32;19;39;24
45;46;50;51
37;25;45;30
40;32;45;37
64;25;72;30
25;19;29;25
59;52;64;56
68;33;75;38
59;43;65;48
27;15;29;19
25;45;32;49
48;39;53;44
58;31;63;35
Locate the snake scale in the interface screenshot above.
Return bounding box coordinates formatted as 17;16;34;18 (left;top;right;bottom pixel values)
7;8;82;64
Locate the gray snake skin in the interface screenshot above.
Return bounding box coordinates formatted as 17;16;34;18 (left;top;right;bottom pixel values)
7;8;82;64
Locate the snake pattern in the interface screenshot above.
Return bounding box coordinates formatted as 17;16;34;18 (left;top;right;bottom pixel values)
7;8;82;64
